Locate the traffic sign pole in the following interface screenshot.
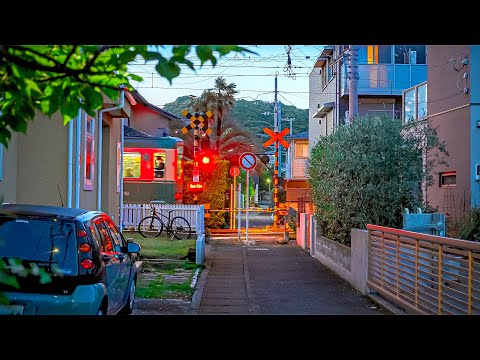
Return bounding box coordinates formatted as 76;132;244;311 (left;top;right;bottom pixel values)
245;169;249;243
237;183;241;242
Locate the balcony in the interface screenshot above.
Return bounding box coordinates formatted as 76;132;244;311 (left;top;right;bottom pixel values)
341;64;427;97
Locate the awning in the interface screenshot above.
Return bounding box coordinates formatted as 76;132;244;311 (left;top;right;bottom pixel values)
314;56;329;68
320;45;334;57
313;102;335;118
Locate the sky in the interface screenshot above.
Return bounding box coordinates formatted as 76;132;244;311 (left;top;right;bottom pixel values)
127;45;324;110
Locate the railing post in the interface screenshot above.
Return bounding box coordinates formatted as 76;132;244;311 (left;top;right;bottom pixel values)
438;244;443;315
468;250;473;315
196;205;205;265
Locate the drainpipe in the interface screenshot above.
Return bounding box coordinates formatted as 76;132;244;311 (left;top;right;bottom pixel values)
119;118;125;233
75;108;82;208
67;119;74;207
97;85;125;211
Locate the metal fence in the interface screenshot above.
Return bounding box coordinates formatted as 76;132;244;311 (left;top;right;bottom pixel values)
367;224;480;315
122;203;200;231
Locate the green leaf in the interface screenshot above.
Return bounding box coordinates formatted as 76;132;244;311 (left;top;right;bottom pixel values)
24;78;42;95
155;61;181;83
61;101;81;124
128;73;143;82
195;46;216;66
172;45;191;58
0;271;19;288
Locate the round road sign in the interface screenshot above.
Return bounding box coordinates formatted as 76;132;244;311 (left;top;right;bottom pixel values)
239;152;257;171
230;166;240;177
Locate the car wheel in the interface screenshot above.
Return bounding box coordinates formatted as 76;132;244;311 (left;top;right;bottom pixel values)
121;279;136;315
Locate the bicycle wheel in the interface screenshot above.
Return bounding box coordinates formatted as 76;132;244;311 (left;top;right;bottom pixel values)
169;216;192;240
138;216;163;238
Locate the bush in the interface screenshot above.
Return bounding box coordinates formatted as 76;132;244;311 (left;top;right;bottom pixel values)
308;114;448;246
183;159;230;229
456;207;480;242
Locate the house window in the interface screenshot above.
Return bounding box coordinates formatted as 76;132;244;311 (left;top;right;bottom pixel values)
0;144;3;181
84;115;95;191
123;152;141;178
295;143;309;158
358;45;392;64
394;45;426;64
440;172;456;188
116;141;121;193
153;151;166;179
403;82;427;123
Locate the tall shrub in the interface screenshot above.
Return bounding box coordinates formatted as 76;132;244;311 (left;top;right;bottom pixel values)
308;114;447;246
183;159;230;228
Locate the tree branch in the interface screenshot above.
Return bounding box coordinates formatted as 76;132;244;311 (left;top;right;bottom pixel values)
63;45;77;65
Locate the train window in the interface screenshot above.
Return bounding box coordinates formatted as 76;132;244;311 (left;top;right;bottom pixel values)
154;152;166;179
177;146;183;180
123;152;141;178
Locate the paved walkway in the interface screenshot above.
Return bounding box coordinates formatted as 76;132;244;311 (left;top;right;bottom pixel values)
193;238;388;315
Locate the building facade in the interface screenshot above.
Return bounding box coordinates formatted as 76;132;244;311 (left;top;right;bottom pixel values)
405;45;480;220
309;45;427;155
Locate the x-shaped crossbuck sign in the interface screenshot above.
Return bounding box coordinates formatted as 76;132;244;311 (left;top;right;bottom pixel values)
263;127;290;148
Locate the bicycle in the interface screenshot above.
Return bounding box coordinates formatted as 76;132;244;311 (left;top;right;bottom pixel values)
137;204;192;240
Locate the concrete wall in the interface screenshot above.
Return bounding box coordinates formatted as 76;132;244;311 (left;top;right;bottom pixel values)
0;133;18;203
301;215;370;294
16;113;69;207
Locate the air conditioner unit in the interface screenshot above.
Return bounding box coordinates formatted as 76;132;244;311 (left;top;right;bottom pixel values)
410;50;417;64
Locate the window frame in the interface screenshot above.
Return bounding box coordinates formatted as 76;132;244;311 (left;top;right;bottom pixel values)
83;115;95;191
295;142;309;158
440;171;456;188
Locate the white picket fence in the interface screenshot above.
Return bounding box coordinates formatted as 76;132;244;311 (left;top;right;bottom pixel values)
122;203;200;232
122;203;206;265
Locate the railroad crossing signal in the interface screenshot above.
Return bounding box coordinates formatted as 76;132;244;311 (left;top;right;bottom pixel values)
263;127;290;148
181;110;213;135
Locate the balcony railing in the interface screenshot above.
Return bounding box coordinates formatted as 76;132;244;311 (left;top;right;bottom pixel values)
341;64;427;97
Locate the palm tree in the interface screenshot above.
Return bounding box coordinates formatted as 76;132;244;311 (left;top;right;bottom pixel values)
190;77;238;153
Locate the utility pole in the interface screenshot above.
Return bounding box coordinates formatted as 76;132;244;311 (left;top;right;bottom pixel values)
273;74;280;228
348;45;359;122
282;117;294;179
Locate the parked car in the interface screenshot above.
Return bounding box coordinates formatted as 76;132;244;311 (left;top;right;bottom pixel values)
0;204;142;315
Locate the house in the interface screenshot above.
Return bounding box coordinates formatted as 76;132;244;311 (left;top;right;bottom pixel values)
0;87;134;223
309;45;427;155
283;130;313;214
126;88;184;137
403;45;480;220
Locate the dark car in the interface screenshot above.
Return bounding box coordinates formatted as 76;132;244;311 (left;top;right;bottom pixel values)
0;204;142;315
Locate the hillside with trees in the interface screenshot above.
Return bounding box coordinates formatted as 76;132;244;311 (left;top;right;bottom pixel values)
164;96;308;139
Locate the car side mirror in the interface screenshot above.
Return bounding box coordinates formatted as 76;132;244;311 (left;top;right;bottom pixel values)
127;242;141;254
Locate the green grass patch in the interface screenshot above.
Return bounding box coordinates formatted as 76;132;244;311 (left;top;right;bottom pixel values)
123;231;196;259
136;262;199;299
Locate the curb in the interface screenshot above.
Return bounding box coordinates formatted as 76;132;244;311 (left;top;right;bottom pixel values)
189;244;213;315
367;293;407;315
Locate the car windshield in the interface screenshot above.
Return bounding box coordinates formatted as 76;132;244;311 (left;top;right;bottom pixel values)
0;216;78;275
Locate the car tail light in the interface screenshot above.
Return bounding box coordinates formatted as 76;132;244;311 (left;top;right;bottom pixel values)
175;192;182;200
81;259;94;269
77;229;88;237
79;243;91;253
